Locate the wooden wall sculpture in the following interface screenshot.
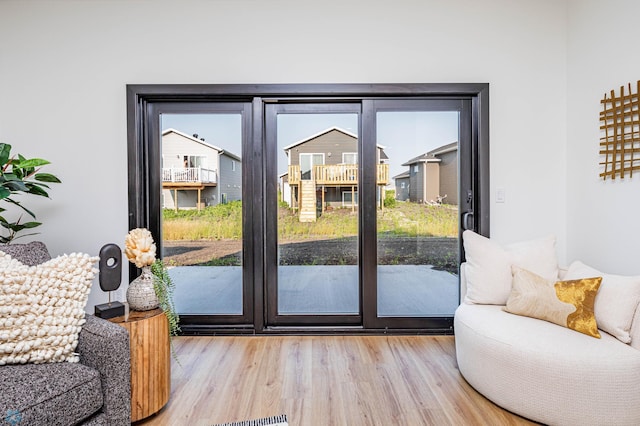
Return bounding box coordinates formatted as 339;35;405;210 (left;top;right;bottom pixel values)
600;81;640;180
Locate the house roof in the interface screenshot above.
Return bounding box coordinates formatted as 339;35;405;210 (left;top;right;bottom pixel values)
220;150;241;162
162;128;241;160
428;141;458;156
401;153;441;166
401;141;458;166
392;170;410;180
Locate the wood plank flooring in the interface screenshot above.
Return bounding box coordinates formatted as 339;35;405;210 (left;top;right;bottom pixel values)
136;335;538;426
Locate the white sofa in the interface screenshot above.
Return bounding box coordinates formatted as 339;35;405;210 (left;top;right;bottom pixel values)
454;232;640;426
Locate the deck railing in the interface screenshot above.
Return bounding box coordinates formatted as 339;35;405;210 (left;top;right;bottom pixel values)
287;164;389;186
162;167;217;184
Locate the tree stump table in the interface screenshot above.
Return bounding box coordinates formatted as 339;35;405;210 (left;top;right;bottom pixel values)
109;308;170;422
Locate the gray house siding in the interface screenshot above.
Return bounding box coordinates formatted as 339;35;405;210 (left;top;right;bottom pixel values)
288;130;357;167
218;152;242;203
395;177;410;201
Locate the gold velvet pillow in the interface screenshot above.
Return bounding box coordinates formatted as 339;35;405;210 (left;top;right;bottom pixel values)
504;266;602;338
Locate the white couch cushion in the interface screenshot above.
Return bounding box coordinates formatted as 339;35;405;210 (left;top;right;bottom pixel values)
462;230;558;304
564;260;640;344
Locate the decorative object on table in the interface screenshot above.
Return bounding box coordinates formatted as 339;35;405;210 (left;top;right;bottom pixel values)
124;228;180;353
212;414;288;426
94;243;126;319
124;228;159;311
126;265;159;311
0;143;61;244
599;80;640;180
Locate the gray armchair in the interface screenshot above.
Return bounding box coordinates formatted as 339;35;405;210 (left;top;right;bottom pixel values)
0;315;131;425
0;242;131;425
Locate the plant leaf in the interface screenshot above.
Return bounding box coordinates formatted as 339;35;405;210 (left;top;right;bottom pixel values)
34;173;61;183
16;221;41;229
0;144;10;166
4;198;36;218
0;187;9;199
25;185;49;197
4;181;28;192
14;158;50;169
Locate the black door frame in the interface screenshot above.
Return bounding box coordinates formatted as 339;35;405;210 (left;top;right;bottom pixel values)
127;83;489;335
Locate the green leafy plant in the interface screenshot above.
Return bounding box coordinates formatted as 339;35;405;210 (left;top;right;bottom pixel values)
150;259;181;362
0;143;61;243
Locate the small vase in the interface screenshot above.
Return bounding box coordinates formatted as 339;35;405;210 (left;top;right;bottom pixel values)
126;266;159;311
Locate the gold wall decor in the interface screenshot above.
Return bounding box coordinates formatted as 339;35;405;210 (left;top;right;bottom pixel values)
600;81;640;180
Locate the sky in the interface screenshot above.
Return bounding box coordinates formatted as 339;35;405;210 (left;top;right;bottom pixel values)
161;111;459;182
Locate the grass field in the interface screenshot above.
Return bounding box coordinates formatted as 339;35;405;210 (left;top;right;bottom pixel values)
162;200;458;241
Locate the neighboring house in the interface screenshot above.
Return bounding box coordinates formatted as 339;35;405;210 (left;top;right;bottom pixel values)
282;127;389;222
398;141;458;205
161;128;242;210
393;170;411;201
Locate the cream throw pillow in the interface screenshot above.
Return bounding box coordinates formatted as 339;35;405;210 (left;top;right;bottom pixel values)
0;251;98;365
564;261;640;343
462;230;559;304
504;266;602;338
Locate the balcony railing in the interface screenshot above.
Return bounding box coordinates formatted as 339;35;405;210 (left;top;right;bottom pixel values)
287;164;389;185
162;167;217;184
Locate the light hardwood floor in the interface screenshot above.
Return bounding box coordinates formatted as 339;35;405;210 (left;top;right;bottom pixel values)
136;335;538;426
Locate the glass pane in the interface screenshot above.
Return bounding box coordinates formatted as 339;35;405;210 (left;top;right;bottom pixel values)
276;114;359;315
160;114;243;315
376;111;460;317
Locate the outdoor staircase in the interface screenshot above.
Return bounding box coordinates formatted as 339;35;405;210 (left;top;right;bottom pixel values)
299;180;317;222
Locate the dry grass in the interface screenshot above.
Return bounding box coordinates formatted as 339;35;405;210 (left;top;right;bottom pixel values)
163;200;457;241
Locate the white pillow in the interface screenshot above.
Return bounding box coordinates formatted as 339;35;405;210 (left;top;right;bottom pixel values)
564;261;640;344
462;230;558;305
0;251;98;365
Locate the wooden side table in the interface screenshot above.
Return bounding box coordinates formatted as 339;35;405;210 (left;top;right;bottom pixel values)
110;308;171;422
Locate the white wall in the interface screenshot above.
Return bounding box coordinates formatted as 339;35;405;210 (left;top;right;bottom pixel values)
0;0;569;309
566;0;640;275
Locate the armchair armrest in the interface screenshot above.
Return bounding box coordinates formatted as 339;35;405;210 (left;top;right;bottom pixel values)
77;314;131;425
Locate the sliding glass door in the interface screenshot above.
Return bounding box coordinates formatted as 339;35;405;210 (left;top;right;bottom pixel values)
265;104;362;326
365;100;472;330
264;100;472;330
127;83;489;333
149;102;254;328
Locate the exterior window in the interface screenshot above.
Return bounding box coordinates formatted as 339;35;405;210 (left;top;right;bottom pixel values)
342;191;358;207
412;164;418;173
343;152;357;164
232;160;236;171
183;155;206;168
400;182;405;189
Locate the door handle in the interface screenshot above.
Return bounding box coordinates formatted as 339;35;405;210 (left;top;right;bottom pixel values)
462;211;474;231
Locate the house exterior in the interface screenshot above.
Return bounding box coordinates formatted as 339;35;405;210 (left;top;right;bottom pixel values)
161;128;241;210
393;170;411;201
282;127;389;221
397;141;458;205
